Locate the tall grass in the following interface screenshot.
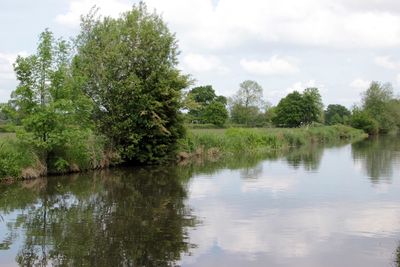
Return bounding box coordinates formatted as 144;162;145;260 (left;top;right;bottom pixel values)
0;131;116;180
0;137;38;179
178;125;367;156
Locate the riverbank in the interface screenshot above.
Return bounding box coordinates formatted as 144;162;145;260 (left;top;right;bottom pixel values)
0;125;367;181
176;125;367;162
0;132;119;181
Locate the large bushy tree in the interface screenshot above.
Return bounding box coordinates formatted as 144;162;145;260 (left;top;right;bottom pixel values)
186;85;228;126
325;104;351;125
74;3;189;163
362;81;395;133
273;88;323;127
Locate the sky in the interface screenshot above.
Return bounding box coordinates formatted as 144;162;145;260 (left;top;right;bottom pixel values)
1;0;400;107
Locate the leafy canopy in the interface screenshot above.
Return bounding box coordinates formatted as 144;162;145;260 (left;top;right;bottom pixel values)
74;3;189;163
8;29;92;165
273;88;323;127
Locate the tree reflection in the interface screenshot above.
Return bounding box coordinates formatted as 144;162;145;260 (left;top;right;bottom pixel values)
352;135;400;183
0;167;196;267
285;144;324;171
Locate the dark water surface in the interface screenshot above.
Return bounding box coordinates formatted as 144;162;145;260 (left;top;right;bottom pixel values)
1;136;400;266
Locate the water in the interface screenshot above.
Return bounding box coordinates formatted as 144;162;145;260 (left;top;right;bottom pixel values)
1;136;400;266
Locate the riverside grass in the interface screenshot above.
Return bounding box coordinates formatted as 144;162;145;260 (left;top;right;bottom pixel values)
0;132;117;181
177;125;367;158
1;125;366;181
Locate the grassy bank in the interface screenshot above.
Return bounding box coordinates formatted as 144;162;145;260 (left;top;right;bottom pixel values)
1;125;366;181
0;132;119;181
177;125;367;160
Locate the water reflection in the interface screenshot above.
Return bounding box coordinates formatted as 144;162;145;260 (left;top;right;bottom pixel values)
2;137;400;266
352;135;400;182
0;167;196;267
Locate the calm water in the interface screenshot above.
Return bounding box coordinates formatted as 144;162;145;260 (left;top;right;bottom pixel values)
1;136;400;266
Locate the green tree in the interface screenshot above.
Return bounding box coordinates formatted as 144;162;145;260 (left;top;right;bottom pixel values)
186;85;228;125
0;104;8;124
273;91;304;127
203;101;228;127
8;29;92;168
362;81;394;133
325;104;351;125
302;87;323;124
350;107;379;135
273;88;323;127
230;80;264;126
74;3;189;163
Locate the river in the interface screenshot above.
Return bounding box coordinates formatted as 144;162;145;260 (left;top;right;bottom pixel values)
1;135;400;266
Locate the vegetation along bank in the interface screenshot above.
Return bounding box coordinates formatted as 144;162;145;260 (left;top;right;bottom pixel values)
0;3;397;181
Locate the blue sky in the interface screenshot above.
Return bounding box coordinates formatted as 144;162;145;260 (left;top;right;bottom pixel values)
1;0;400;107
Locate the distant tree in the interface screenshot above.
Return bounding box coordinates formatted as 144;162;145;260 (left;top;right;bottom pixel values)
74;4;190;163
230;80;264;126
0;104;7;123
362;81;395;133
325;104;351;125
350;107;379;135
189;85;216;105
387;99;400;129
302;88;323;124
203;101;228;127
273;91;304;127
186;85;228;126
264;104;277;126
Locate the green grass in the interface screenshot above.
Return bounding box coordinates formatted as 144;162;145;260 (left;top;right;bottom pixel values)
178;125;367;156
0;135;38;179
0;130;116;180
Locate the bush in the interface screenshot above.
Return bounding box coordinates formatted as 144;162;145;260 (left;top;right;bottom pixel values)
0;139;37;179
350;111;379;135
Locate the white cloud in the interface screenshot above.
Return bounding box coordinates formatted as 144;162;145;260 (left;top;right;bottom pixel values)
57;0;400;49
0;51;28;102
396;74;400;86
55;0;131;28
287;80;324;92
0;52;19;80
350;78;371;92
374;56;400;70
182;53;229;74
240;56;299;76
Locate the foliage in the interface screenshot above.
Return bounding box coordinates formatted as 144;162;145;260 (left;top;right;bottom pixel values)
350;108;379;135
7;29;93;164
362;81;395;133
186;85;228;126
203;101;228;127
74;3;189;163
230;80;264;126
273;91;304;127
302;88;324;123
325;104;351;125
273;88;323;127
0;138;37;179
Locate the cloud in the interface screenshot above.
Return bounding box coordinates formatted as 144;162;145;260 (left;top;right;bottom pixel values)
240;56;299;76
287;80;325;92
55;0;131;28
0;52;20;80
182;53;229;73
349;78;371;92
0;52;28;102
57;0;400;49
374;56;400;70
